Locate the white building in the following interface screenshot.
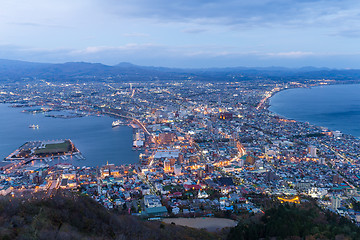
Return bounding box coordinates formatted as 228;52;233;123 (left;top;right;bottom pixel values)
174;164;182;175
308;145;318;158
330;195;341;210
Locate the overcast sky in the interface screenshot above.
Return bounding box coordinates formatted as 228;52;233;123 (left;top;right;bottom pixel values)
1;0;360;68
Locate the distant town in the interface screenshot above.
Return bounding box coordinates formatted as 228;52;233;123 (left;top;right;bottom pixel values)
1;78;360;225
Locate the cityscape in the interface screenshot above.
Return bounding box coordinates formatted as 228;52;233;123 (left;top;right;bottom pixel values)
2;0;360;239
1;76;360;239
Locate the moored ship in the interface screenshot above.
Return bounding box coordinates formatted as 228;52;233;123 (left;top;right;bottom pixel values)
112;120;123;127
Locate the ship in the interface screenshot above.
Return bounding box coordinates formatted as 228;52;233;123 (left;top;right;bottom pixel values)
112;119;123;127
29;124;39;129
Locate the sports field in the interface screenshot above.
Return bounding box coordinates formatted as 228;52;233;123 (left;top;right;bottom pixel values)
34;141;71;155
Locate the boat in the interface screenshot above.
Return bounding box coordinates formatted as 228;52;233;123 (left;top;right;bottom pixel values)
112;120;123;127
29;124;39;129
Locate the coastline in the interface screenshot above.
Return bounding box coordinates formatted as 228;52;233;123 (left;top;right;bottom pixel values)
0;103;139;167
266;82;360;139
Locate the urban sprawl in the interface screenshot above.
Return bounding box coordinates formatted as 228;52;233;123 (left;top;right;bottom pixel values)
1;79;360;224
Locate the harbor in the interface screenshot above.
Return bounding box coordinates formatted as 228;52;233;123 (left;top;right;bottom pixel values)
0;104;139;167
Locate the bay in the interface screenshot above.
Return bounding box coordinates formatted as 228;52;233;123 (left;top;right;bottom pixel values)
269;84;360;138
0;104;139;167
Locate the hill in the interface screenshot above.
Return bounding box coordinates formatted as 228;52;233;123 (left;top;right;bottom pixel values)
0;191;218;240
1;58;360;82
227;202;360;240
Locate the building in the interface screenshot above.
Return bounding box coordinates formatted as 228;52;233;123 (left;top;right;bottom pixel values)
189;155;199;164
219;112;233;120
296;180;311;191
141;186;151;195
332;130;342;138
153;149;180;160
144;206;168;217
169;158;176;166
308;145;317;158
178;153;184;164
144;195;162;208
142;195;168;216
333;174;343;184
331;195;341;210
197;168;205;179
164;159;171;172
245;155;255;165
158;132;177;144
205;163;214;173
174;164;182;175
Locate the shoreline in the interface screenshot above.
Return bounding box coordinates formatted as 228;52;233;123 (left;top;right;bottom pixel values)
265;82;360;139
0;103;139;168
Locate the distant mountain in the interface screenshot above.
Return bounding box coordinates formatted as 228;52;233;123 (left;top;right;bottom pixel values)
0;58;360;82
114;62;139;68
0;59;48;69
0;59;50;80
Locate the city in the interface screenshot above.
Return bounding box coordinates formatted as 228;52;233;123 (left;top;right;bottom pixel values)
3;0;360;238
1;78;360;230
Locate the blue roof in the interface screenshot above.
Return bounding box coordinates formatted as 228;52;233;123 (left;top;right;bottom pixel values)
145;206;168;215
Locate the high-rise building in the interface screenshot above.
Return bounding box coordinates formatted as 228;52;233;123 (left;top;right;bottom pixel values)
197;168;205;179
330;195;341;210
178;153;184;164
164;159;171;172
308;145;317;158
174;164;182;175
169;158;176;166
205;163;214;173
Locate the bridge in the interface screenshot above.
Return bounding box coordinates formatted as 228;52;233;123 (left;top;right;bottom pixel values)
106;111;151;136
131;118;151;135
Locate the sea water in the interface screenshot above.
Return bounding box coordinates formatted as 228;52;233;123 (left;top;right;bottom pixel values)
270;84;360;138
0;104;139;167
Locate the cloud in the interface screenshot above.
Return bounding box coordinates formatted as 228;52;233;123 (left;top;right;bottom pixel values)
330;29;360;38
7;21;67;28
182;28;208;34
0;45;76;63
103;0;360;29
265;51;315;57
71;43;157;55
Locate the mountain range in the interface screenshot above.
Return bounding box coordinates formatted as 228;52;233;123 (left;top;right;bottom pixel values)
1;59;360;82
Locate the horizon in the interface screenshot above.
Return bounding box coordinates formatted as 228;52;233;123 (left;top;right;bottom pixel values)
0;58;357;71
2;1;360;238
1;0;360;68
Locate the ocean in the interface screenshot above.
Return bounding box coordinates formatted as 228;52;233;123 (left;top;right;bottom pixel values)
0;104;139;167
269;84;360;138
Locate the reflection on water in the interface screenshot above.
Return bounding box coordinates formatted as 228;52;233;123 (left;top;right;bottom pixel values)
0;104;139;167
